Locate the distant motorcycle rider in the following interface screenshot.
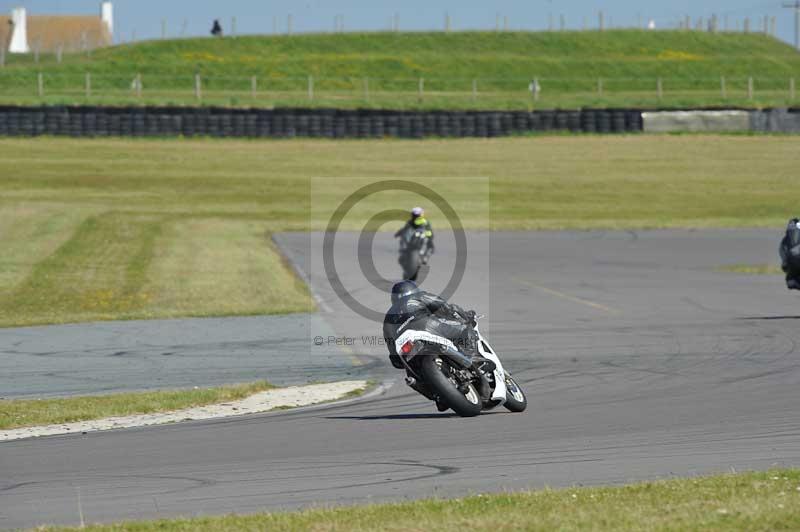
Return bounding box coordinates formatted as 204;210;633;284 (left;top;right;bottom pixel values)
780;217;800;290
395;207;435;263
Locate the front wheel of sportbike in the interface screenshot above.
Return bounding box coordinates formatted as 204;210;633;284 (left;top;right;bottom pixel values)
402;251;421;281
420;355;482;417
503;373;527;413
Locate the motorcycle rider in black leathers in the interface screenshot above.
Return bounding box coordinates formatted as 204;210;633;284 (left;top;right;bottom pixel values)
780;218;800;290
383;280;481;410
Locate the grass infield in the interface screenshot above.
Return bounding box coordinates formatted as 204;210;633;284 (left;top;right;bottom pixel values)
37;469;800;531
0;135;796;327
0;381;273;430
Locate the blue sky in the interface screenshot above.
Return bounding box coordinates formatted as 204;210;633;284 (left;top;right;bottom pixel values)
1;0;797;46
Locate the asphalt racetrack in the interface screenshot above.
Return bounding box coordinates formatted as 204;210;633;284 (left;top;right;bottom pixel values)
0;314;368;399
2;229;800;529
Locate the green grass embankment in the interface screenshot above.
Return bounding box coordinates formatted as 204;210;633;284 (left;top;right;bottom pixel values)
1;30;799;108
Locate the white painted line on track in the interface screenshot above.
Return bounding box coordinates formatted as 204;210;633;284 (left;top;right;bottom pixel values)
514;277;621;315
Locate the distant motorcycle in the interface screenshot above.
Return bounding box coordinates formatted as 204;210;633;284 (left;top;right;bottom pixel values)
397;226;431;281
393;316;527;417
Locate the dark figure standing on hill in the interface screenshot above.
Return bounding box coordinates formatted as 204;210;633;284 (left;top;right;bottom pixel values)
211;20;223;37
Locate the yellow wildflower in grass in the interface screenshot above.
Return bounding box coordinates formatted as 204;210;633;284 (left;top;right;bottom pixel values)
657;50;704;61
181;52;223;63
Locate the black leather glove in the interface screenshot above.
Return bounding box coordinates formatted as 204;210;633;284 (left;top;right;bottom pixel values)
389;354;404;369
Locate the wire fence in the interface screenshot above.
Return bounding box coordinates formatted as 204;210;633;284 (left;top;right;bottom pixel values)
0;73;797;107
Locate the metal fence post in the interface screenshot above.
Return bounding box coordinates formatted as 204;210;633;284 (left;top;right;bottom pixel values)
57;45;64;64
597;78;603;95
38;73;44;97
472;79;477;101
136;73;142;98
791;77;796;100
534;77;540;102
720;76;727;99
308;75;314;101
251;76;257;99
418;77;424;100
657;78;663;101
195;74;202;101
85;73;92;98
748;77;754;100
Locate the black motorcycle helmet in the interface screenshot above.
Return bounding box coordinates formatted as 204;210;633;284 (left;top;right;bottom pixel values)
391;280;419;305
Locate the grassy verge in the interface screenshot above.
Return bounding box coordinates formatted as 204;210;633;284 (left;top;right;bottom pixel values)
39;470;800;531
0;381;274;430
0;135;796;327
2;31;800;109
717;264;783;274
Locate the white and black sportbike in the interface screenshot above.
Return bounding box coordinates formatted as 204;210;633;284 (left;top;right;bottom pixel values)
393;317;527;417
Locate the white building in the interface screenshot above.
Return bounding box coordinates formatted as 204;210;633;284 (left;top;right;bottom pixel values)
2;2;114;54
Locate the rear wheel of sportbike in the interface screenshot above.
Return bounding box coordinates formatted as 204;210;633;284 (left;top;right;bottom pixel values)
503;373;527;413
420;355;482;417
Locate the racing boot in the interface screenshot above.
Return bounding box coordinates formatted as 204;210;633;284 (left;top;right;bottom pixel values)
461;327;495;372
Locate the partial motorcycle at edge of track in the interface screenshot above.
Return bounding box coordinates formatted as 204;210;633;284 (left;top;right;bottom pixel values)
780;217;800;291
393;316;527;417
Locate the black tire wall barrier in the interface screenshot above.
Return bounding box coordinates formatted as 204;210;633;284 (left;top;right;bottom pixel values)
0;106;644;138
